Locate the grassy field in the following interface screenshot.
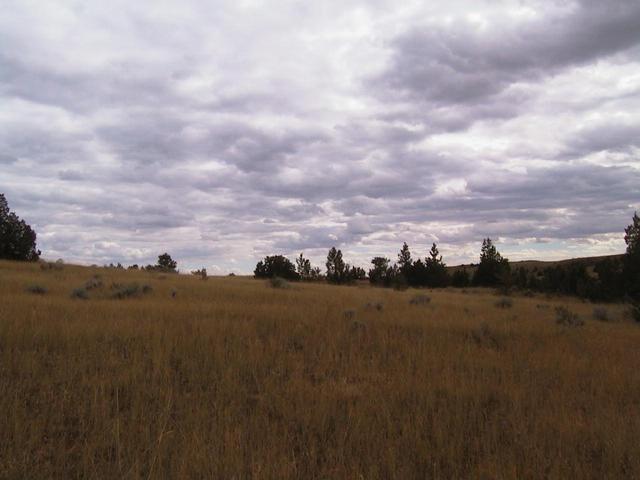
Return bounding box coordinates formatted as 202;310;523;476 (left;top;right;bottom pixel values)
1;259;639;479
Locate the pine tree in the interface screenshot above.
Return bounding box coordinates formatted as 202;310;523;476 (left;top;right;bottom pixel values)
425;243;449;287
473;238;510;286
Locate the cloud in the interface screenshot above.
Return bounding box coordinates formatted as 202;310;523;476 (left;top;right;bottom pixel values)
0;0;638;272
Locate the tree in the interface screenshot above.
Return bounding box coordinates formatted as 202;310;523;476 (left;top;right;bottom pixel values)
369;257;391;285
625;212;640;257
254;255;299;280
157;253;177;272
397;242;413;277
473;238;510;286
326;247;347;284
348;266;367;281
296;252;312;280
0;193;40;261
424;243;449;287
191;267;208;280
451;268;470;287
623;212;640;319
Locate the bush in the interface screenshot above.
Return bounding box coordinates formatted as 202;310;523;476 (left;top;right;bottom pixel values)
555;306;584;327
84;276;103;290
26;285;47;295
71;288;89;300
629;302;640;323
40;260;64;271
364;302;384;312
268;277;290;289
409;294;431;306
142;284;153;294
110;283;141;299
343;309;356;320
592;307;610;322
495;297;513;309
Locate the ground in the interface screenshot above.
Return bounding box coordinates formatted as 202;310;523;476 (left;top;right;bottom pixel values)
1;260;639;478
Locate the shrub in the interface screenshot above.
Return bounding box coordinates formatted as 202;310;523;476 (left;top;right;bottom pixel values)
71;288;89;300
592;307;610;322
142;284;153;294
555;306;584;327
343;309;356;320
629;301;640;323
495;297;513;309
40;260;64;271
111;283;141;299
364;302;384;312
84;276;103;290
26;284;47;295
409;294;431;306
268;277;290;289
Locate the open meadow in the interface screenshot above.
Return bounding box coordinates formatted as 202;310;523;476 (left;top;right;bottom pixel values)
1;259;640;479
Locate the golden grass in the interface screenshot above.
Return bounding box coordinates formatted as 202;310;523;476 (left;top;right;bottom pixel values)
1;259;639;478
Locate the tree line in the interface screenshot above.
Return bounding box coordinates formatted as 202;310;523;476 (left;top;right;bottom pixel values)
254;238;511;289
1;192;639;314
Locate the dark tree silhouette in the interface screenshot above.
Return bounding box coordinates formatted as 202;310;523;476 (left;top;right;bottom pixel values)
369;257;391;285
254;255;299;280
157;253;177;272
623;212;640;319
451;268;470;287
326;247;349;284
296;252;312;280
425;243;449;287
0;193;40;261
397;242;413;278
473;238;510;286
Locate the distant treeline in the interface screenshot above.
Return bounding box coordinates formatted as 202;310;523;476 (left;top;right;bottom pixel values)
255;213;640;312
1;191;639;313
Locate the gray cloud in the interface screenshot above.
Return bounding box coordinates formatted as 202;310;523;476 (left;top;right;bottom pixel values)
1;0;638;272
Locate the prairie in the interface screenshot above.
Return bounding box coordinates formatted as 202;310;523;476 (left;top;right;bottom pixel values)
1;259;639;479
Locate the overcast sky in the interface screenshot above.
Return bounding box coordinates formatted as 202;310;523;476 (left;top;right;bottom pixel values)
1;0;639;273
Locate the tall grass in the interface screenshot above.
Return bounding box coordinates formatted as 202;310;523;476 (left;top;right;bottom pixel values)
1;259;639;478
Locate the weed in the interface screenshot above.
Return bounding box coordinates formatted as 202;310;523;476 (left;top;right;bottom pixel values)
25;285;47;295
70;287;89;300
555;306;584;327
268;277;290;289
110;283;141;299
592;307;610;322
84;276;103;290
495;297;513;309
364;302;383;312
409;294;431;306
343;309;356;320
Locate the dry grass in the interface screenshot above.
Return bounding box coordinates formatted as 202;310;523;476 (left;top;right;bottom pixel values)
1;259;639;479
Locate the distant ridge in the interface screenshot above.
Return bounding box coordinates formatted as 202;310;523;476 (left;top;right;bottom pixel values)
448;253;625;273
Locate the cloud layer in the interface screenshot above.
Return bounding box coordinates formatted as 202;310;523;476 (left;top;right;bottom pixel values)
1;0;639;272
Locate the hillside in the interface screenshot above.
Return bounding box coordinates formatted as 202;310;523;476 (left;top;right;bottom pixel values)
448;253;625;274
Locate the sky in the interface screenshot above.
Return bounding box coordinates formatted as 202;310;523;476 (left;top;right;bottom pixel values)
1;0;639;274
